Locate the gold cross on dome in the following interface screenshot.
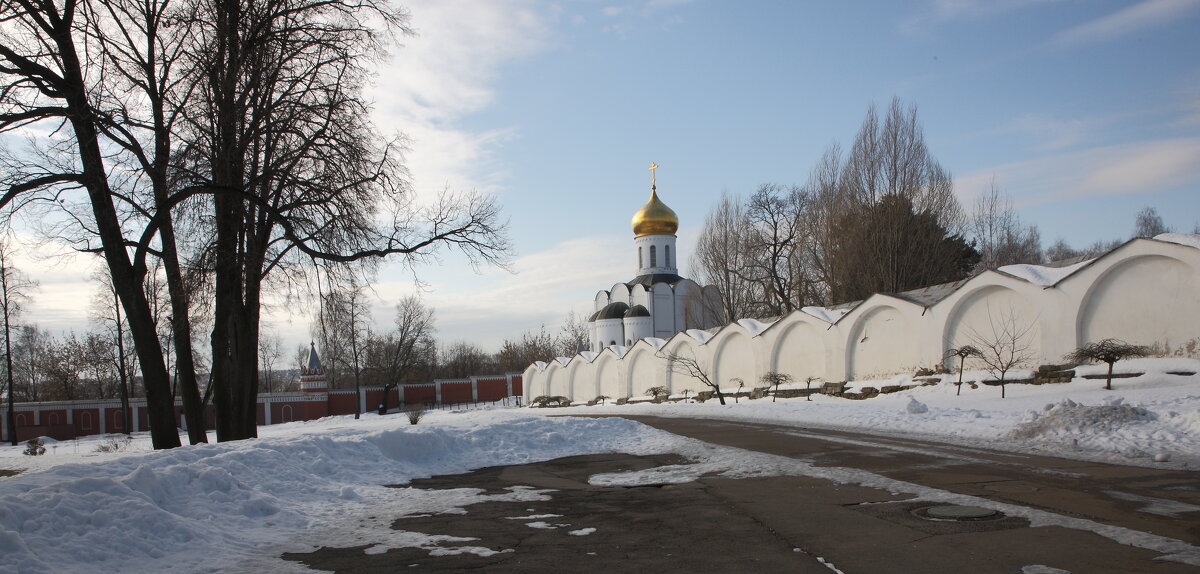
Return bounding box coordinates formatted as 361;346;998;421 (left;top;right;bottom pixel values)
649;162;658;188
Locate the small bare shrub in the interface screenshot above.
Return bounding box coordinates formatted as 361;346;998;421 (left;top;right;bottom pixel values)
405;405;426;425
94;436;133;453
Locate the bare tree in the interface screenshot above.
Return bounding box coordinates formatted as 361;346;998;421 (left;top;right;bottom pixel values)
1064;339;1151;390
1133;207;1169;238
180;0;512;441
371;295;436;413
90;270;138;434
657;348;727;405
970;181;1042;272
760;372;792;403
745;184;807;316
557;311;590;357
966;307;1036;398
692;191;758;322
258;332;283;394
494;325;558;374
0;0;191;449
0;241;36;445
437;341;495;380
945;345;981;396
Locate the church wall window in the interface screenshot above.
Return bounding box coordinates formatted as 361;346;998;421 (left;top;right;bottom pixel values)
650;245;657;267
638;246;643;268
665;245;671;267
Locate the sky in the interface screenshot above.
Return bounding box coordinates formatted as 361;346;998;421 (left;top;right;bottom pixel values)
13;0;1200;358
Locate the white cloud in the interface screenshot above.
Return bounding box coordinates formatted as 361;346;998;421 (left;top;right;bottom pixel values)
954;137;1200;206
901;0;1059;35
345;234;630;349
989;110;1147;152
367;0;551;198
1053;0;1200;46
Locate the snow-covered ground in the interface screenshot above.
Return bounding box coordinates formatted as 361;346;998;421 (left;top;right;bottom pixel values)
0;358;1197;572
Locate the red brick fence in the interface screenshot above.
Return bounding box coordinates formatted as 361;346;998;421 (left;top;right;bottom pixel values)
1;373;523;443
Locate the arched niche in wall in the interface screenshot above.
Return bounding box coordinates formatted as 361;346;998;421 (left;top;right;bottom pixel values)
943;284;1042;371
566;358;595;403
846;303;917;380
594;354;621;400
546;365;568;399
771;319;826;382
1077;254;1200;356
712;329;756;391
624;347;659;398
662;339;707;395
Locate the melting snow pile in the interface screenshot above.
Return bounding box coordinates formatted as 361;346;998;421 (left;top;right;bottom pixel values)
1008;398;1156;440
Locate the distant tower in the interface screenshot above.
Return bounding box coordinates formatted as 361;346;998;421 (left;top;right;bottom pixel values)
298;342;328;393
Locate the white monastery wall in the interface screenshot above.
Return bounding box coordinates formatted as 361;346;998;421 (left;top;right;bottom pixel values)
526;237;1200;404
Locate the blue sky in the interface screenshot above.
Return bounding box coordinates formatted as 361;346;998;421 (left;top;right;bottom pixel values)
19;0;1200;357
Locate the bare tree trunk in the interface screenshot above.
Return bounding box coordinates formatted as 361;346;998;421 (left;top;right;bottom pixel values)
113;294;132;435
1;251;16;446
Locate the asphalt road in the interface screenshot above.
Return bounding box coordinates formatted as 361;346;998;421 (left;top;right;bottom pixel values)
284;416;1200;573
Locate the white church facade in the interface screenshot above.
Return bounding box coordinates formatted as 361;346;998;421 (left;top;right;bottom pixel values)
528;228;1200;404
587;165;723;351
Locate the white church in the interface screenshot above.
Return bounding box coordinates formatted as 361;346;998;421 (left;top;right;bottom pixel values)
528;168;1200;403
586;164;723;351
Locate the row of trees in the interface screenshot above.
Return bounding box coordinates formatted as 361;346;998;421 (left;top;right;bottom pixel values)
1;0;510;447
308;287;588;417
694;98;978;321
692;97;1193;322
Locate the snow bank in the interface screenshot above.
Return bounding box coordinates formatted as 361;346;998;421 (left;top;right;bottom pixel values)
0;413;678;574
565;360;1200;469
1;359;1197;572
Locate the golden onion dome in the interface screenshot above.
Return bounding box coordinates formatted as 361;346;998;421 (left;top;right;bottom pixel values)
631;189;679;237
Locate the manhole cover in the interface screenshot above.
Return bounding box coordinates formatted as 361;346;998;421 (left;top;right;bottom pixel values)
918;505;1001;520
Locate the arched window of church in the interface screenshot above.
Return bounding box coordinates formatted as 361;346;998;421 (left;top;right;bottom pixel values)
665;245;671;267
638;246;643;268
650;245;657;267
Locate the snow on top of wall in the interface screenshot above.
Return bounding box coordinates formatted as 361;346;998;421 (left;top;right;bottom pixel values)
736;318;776;336
578;351;598;362
997;258;1093;286
1154;233;1200;250
684;329;713;343
531;361;547;371
642;337;668;351
553;357;571;367
801;306;849;324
